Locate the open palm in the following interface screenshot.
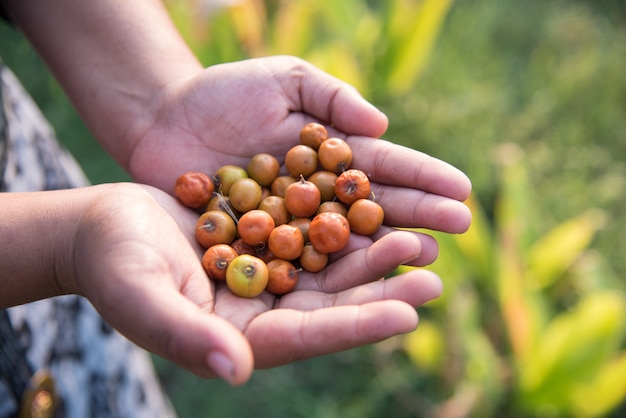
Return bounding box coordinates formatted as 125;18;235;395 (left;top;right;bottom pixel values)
75;184;447;385
127;56;471;235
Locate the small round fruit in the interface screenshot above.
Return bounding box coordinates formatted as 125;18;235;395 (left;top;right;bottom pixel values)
271;175;297;198
206;194;240;219
229;177;263;213
308;212;351;254
308;170;338;202
299;122;328;150
174;171;215;209
237;209;275;246
214;165;248;195
196;210;237;248
284;176;321;218
347;198;385;236
285;144;318;178
202;244;238;280
226;254;269;298
266;259;299;295
258;195;290;226
316;201;348;218
318;137;352;173
254;244;276;263
288;217;311;243
334;169;371;205
231;238;257;256
247;153;280;187
299;243;328;273
268;224;304;260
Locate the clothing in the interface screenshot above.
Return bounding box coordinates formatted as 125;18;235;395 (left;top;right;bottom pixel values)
0;62;176;418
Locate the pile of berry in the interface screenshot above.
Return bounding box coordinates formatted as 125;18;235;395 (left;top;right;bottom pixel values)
173;123;384;298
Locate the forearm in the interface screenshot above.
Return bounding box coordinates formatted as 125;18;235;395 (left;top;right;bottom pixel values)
0;188;93;307
1;0;203;171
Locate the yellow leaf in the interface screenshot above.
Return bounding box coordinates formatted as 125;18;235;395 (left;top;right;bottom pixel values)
388;0;455;95
570;351;626;418
527;209;606;290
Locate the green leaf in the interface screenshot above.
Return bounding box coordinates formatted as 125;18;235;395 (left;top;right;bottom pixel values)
570;351;626;417
526;209;606;290
517;291;626;411
387;0;455;95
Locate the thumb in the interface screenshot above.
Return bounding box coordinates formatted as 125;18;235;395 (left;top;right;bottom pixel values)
288;58;389;138
97;280;254;386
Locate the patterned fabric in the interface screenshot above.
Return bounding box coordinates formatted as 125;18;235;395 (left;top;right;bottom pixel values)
0;62;177;418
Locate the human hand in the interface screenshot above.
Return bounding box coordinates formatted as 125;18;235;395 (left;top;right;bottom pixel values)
72;183;446;385
126;56;471;238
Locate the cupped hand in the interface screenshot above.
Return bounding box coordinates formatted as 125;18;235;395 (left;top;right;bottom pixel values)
73;183;444;385
126;56;472;238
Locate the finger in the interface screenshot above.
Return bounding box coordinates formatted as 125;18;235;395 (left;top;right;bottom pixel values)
245;300;418;369
280;57;389;138
347;136;472;202
280;267;443;311
371;183;473;233
96;275;254;386
296;230;433;293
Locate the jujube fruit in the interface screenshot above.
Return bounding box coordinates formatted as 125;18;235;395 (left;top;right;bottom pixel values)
202;244;238;280
214;165;248;195
226;254;269;298
299;243;328;273
334;169;371;205
258;195;291;226
308;170;337;202
308;212;351;254
247;153;280;187
174;171;215;209
300;122;328;150
318;137;352;173
229;177;263;213
237;209;275;246
268;224;304;260
195;210;237;248
284;176;321;218
285;144;318;178
266;259;299;295
347;198;384;236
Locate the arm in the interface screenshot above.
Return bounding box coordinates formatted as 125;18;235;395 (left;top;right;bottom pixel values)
1;0;203;169
0;184;444;384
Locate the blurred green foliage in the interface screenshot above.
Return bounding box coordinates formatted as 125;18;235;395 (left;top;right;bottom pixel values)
397;143;626;417
1;0;625;416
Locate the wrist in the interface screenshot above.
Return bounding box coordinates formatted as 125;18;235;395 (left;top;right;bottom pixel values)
0;187;99;307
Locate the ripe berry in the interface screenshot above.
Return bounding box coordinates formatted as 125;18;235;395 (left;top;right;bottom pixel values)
268;224;304;260
285;144;318;178
318;137;352;173
347;198;384;236
174;171;215;209
299;122;328;150
237;209;275;246
299;243;328;273
308;212;351;254
334;169;371;205
202;244;238;280
247;153;280;187
307;170;337;202
195;210;237;248
229;177;263;213
226;254;269;298
266;259;299;295
214;165;248;195
284;176;321;218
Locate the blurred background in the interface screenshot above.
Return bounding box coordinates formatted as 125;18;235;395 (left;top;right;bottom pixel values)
1;0;625;416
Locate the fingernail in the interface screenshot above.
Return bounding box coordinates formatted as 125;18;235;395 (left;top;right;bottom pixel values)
207;351;236;386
